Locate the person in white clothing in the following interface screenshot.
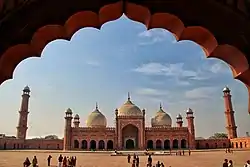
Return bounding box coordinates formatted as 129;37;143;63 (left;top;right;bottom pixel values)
228;160;233;167
244;160;250;167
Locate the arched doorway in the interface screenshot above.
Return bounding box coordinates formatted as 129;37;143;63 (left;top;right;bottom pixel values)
81;140;87;149
122;124;138;149
240;142;243;148
223;143;226;148
181;139;187;149
231;142;234;148
196;142;200;149
13;144;16;149
164;140;170;149
126;139;135;149
107;140;113;150
236;142;238;148
74;140;79;149
3;143;6;150
156;140;162;150
215;143;218;149
172;139;178;149
90;140;96;150
98;140;105;150
205;143;209;149
147;140;153;149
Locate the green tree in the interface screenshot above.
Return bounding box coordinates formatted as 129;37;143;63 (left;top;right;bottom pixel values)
209;133;228;139
44;135;59;140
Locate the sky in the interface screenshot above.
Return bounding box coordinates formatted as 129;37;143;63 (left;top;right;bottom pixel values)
0;15;249;139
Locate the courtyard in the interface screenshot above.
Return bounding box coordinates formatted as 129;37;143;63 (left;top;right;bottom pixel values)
0;150;249;167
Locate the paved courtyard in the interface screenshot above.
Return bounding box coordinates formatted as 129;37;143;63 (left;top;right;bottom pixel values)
0;150;249;167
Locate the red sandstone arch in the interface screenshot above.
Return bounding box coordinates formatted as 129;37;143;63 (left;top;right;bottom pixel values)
0;1;249;113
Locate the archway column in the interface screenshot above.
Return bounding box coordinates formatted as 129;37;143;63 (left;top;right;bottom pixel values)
170;139;173;149
178;139;181;149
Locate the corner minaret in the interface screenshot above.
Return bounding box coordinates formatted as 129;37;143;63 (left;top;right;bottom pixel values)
186;108;195;149
176;114;183;127
17;86;30;140
64;108;73;150
223;86;237;139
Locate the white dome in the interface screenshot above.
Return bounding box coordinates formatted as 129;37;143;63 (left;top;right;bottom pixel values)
86;105;107;128
151;105;172;127
118;97;142;116
223;86;230;92
23;86;30;92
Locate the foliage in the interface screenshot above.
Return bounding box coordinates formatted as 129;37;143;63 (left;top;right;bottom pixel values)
209;132;228;139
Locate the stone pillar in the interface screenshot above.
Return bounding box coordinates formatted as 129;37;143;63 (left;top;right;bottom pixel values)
64;108;73;150
186;108;195;149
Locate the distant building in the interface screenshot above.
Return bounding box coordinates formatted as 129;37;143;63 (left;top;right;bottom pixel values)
0;86;249;150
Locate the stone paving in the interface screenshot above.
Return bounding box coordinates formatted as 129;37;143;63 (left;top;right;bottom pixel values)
0;150;249;167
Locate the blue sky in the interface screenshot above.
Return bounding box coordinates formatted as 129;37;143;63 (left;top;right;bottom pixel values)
0;15;249;139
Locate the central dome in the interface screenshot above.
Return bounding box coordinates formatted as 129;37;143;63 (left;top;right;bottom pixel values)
118;93;142;116
86;103;107;128
151;104;172;127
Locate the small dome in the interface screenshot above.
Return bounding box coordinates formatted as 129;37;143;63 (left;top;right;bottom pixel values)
223;86;230;92
74;114;80;119
186;108;193;113
23;86;30;92
151;104;172;127
65;108;72;114
117;93;142;116
86;104;107;128
176;113;182;119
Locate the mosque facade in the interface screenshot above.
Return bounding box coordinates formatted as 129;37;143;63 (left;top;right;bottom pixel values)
0;86;250;150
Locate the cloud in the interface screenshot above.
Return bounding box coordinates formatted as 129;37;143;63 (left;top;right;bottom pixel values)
86;60;100;66
185;87;218;100
138;29;175;45
209;62;229;74
135;88;168;96
133;62;198;79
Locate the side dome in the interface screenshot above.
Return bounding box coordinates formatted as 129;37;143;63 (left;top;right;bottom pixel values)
151;104;172;127
86;104;107;128
118;93;142;116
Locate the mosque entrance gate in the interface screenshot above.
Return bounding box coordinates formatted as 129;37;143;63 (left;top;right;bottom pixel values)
125;138;135;149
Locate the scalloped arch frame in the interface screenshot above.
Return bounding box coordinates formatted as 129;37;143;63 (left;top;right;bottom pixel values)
0;1;249;113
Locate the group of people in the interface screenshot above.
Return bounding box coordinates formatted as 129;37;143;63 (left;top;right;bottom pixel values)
222;159;250;167
23;156;38;167
23;154;77;167
127;154;166;167
58;154;77;167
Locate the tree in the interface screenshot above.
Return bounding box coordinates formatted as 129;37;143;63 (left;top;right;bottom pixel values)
209;133;228;139
44;135;59;140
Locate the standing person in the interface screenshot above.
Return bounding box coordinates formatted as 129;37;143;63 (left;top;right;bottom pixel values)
244;160;250;167
148;155;152;166
74;156;77;167
136;156;139;167
228;160;233;167
127;154;131;163
223;159;228;167
63;156;67;167
47;155;52;166
58;154;63;167
23;157;31;167
32;156;38;167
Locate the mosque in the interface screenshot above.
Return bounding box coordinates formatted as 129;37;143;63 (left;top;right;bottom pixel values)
0;86;249;150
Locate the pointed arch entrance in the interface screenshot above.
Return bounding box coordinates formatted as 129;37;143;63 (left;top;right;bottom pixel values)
122;124;138;150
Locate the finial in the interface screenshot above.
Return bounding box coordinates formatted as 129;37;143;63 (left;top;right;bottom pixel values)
128;92;130;101
160;103;162;109
95;102;98;109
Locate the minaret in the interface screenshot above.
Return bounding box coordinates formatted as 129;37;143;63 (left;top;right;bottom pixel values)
73;114;80;128
16;86;30;140
64;108;73;150
186;108;195;149
176;114;183;127
223;86;237;139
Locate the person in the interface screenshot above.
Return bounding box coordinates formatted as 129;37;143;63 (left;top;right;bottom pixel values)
132;160;136;167
58;154;63;167
32;156;38;167
160;162;165;167
23;157;31;167
244;160;250;167
47;155;52;166
156;161;160;167
188;149;191;156
127;154;131;163
223;159;228;167
63;156;67;167
228;160;233;167
136;156;139;167
148;155;152;166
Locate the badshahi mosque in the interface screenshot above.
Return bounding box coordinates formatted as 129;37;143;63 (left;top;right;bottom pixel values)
0;86;250;150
